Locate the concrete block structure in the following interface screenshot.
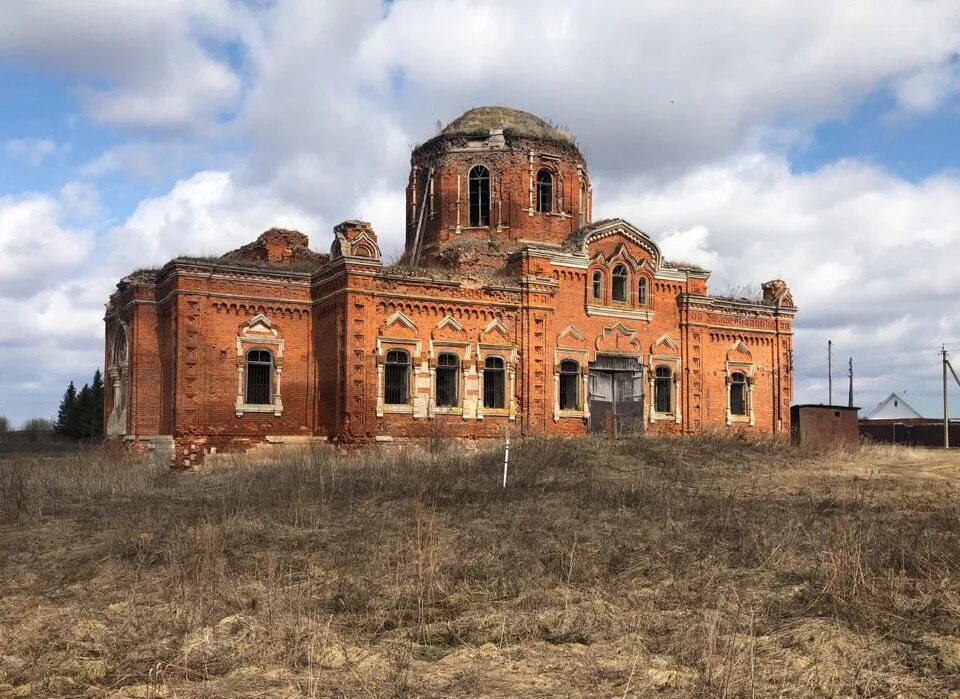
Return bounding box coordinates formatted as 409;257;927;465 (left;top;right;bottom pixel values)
104;107;797;466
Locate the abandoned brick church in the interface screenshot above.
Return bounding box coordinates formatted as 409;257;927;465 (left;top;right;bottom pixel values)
104;107;796;465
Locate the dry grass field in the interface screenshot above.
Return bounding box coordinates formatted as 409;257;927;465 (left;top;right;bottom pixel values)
1;437;959;698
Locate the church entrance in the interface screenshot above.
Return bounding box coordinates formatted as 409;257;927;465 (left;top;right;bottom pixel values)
588;355;644;437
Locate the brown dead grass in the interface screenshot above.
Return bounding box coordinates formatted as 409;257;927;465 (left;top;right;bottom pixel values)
1;436;959;697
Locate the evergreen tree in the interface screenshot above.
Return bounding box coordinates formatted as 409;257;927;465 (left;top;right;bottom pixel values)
90;368;104;440
55;381;79;438
53;370;107;441
77;383;93;439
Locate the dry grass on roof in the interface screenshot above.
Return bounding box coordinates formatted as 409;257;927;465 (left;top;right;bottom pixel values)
2;437;959;697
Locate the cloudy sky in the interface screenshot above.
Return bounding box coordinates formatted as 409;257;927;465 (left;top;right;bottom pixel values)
2;0;960;426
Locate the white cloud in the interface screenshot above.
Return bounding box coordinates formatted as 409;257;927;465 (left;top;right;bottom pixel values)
5;137;60;166
0;0;248;132
599;154;960;415
82;141;190;180
0;191;95;298
104;170;323;268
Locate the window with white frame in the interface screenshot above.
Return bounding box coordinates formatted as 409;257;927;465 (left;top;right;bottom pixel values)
483;356;506;409
536;169;553;213
654;365;672;413
245;349;273;404
469;165;490;227
559;359;581;410
384;349;411;405
435;352;460;407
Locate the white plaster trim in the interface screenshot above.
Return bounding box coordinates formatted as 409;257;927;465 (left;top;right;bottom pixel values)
586;305;655;322
435;315;465;332
385;310;417;331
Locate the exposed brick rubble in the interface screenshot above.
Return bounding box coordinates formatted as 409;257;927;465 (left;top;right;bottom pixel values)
221;228;328;268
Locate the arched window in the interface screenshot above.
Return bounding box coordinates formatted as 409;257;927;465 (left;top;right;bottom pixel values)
436;352;460;407
536;169;553;213
638;277;648;306
592;270;603;300
483;356;506;409
246;349;273;405
612;264;628;302
654;366;672;414
469;165;490;227
384;349;411;405
730;371;748;416
559;359;581;410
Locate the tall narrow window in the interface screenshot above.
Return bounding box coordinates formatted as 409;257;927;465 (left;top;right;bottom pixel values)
638;277;648;306
483;356;506;409
730;371;748;416
559;359;581;410
246;349;273;404
436;352;460;407
469;165;490;227
384;349;410;405
592;270;603;300
654;366;672;414
612;264;628;302
536;169;553;213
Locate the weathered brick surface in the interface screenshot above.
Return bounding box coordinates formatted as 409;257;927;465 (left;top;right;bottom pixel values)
105;107;795;465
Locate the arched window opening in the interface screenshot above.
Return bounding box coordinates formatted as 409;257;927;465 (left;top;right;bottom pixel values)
469;165;490;227
592;270;603;300
730;371;748;416
612;264;629;302
483;356;506;409
559;359;581;411
436;352;460;407
638;277;648;306
536;169;553;213
654;366;672;414
384;349;411;405
246;349;273;405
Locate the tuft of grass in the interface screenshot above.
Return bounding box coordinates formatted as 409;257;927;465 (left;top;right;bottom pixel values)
0;436;958;697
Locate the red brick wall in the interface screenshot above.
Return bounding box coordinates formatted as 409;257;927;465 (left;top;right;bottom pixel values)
407;135;590;270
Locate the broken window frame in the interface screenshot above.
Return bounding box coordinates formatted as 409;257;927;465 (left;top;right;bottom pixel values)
592;270;603;300
612;264;629;303
730;371;748;416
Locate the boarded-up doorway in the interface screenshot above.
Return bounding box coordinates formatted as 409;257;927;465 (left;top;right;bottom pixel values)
588;354;644;437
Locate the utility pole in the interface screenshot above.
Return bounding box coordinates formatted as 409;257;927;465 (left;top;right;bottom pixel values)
848;357;854;408
828;340;833;405
944;345;950;449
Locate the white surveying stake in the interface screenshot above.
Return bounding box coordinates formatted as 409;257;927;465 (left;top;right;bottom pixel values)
503;427;510;488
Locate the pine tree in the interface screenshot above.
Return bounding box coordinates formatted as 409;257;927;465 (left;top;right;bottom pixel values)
90;369;104;440
55;381;79;438
77;383;93;440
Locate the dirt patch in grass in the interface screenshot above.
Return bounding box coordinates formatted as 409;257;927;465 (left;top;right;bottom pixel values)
1;436;958;697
